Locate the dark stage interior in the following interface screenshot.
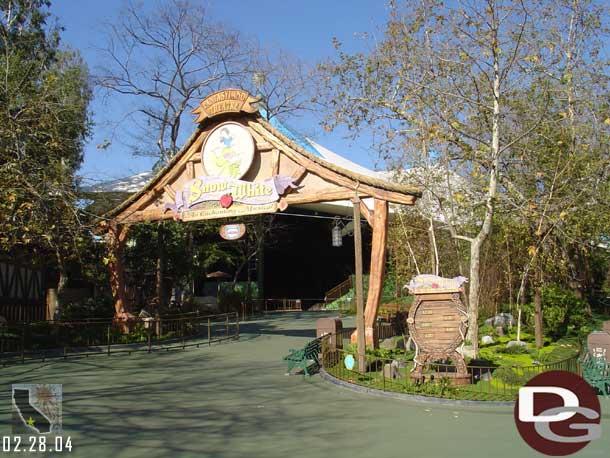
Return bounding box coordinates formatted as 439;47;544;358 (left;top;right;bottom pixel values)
263;211;372;307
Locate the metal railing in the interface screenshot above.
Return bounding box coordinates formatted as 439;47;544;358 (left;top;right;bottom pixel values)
319;329;581;402
0;312;239;366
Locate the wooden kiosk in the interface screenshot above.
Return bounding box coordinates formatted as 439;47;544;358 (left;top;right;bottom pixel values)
407;286;470;385
99;89;421;354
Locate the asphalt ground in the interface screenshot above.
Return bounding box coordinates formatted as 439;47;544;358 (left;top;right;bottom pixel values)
0;311;608;458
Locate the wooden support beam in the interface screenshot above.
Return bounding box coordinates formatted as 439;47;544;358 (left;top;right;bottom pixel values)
120;208;174;224
352;196;367;373
270;149;280;175
285;189;368;205
359;200;374;227
186;161;195;180
106;223;131;317
256;141;274;151
364;199;389;346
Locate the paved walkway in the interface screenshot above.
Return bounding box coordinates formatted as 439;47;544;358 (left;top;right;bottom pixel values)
0;312;608;458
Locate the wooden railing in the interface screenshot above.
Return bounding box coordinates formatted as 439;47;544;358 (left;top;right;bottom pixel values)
324;277;353;304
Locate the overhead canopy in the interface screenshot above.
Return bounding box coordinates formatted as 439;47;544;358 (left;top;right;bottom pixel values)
99;89;420;228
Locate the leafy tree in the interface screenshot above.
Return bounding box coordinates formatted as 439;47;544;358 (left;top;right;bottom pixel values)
318;0;608;355
0;0;91;299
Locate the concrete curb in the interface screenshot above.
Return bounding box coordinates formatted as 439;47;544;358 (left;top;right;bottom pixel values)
319;368;515;408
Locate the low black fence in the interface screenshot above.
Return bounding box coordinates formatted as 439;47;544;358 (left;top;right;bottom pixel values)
319;328;581;402
0;312;239;366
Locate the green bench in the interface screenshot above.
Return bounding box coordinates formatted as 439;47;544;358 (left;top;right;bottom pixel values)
283;338;322;376
581;353;610;397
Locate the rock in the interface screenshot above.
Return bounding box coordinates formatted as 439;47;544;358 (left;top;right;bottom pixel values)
495;326;505;336
458;345;476;359
392;359;409;369
481;335;495;345
484;313;515;329
383;362;403;379
396;337;406;350
380;338;397;350
507;340;528;348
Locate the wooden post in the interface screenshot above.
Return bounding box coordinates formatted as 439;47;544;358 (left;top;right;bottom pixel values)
235;312;239;339
363;199;389;346
106;223;131;319
352;196;366;374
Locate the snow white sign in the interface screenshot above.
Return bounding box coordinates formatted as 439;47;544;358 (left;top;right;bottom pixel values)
165;175;298;221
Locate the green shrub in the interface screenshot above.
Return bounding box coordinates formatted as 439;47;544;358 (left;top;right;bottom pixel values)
59;297;114;320
523;285;590;339
495;344;530;355
493;367;533;386
478;324;495;338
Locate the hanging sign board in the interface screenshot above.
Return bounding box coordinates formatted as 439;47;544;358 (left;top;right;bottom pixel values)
166;176;296;222
219;224;246;241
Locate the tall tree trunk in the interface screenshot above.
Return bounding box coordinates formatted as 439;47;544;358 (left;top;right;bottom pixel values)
54;249;69;316
467;240;482;356
428;217;440;276
533;262;544;348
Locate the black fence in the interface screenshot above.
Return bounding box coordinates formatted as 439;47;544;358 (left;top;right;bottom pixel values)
0;312;239;366
319;328;581;402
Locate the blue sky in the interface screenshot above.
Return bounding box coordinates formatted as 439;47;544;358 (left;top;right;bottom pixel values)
49;0;389;185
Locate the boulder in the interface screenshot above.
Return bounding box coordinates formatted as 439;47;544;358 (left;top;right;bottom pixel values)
495;326;505;336
392;359;409;369
481;335;495;345
380;338;397;350
383;362;403;379
484;312;515;328
507;340;528;349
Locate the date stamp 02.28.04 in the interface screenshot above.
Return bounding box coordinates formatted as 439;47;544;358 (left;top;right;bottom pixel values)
3;384;72;453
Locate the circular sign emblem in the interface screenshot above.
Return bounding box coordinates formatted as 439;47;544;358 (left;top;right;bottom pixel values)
344;354;355;371
219;224;246;241
514;370;601;456
202;122;255;179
